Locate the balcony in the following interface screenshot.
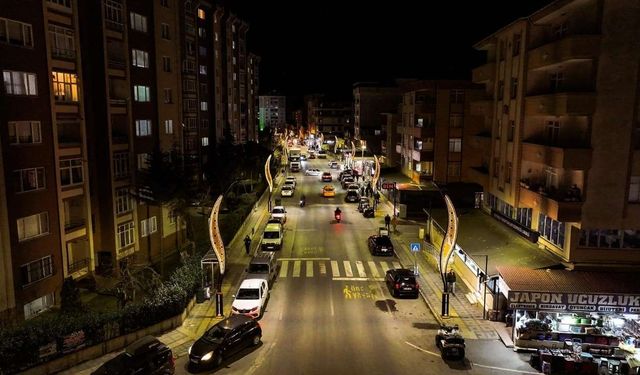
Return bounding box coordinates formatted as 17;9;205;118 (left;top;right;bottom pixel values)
472;62;496;83
65;218;86;233
105;19;124;32
528;35;601;71
68;258;90;275
52;48;76;60
519;184;583;222
521;141;592;170
525;92;596;116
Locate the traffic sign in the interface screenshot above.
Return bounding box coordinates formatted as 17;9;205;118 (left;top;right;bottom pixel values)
382;182;396;190
410;242;421;252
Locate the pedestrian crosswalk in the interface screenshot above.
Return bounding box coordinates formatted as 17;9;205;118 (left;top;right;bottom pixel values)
278;258;403;280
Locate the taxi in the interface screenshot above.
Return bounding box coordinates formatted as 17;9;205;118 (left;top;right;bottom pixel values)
322;184;336;197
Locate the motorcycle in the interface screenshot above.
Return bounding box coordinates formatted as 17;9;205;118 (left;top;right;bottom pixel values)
334;208;342;223
435;324;465;361
299;196;306;207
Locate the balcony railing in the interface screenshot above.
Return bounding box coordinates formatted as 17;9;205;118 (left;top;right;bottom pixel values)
65;218;86;232
105;19;124;32
519;183;583;222
68;258;90;274
52;48;76;60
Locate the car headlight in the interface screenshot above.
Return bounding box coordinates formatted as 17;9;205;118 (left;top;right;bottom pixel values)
188;345;192;355
201;351;214;361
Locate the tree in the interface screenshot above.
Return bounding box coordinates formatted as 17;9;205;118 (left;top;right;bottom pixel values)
60;277;83;314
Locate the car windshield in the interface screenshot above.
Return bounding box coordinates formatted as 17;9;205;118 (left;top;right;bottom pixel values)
272;208;284;214
236;288;260;299
264;231;280;239
249;264;269;273
377;236;392;245
400;276;416;284
204;325;230;343
283;186;292;191
347;191;358;196
324;186;334;191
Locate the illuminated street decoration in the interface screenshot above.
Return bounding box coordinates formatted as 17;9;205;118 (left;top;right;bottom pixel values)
208;195;226;275
439;195;459;282
373;155;380;189
265;154;273;193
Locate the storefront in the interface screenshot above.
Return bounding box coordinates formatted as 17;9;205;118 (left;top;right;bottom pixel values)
496;266;640;374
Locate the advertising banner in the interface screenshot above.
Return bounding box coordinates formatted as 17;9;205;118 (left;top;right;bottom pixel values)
508;291;640;313
208;195;226;275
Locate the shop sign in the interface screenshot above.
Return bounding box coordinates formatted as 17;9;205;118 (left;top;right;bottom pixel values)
508;291;640;313
491;210;539;243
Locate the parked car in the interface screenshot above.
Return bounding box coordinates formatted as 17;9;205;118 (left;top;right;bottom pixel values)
317;150;327;158
285;176;297;188
261;222;283;250
322;185;336;197
283;180;296;191
231;278;269;319
305;168;321;176
188;315;262;370
346;183;359;192
345;190;359;203
270;206;286;223
341;177;355;189
92;336;174;375
328;160;339;169
321;172;332;182
368;234;394;256
363;206;375;218
385;269;419;298
281;185;294;197
309;154;316;159
338;170;353;180
246;251;278;285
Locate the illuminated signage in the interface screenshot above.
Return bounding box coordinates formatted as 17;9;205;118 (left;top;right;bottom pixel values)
508;291;640;313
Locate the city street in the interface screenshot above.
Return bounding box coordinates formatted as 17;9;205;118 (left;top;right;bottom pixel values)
173;151;538;375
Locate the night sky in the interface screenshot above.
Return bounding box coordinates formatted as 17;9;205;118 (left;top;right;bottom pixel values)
238;1;555;101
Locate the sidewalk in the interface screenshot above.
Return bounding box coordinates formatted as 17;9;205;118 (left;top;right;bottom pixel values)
60;181;277;374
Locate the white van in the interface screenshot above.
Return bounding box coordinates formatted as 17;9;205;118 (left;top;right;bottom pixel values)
261;222;283;251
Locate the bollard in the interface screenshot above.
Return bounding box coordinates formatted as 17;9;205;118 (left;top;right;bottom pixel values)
215;292;224;317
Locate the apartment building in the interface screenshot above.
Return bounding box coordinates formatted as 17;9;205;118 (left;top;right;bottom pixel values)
353;82;401;155
396;81;484;184
259;95;286;130
471;0;640;269
1;0;93;320
247;53;260;141
308;101;352;136
381;109;401;168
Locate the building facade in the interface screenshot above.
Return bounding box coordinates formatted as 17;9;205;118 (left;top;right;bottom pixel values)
396;81;484;184
308;101;352;136
471;0;640;269
353;82;401;155
259;95;286;130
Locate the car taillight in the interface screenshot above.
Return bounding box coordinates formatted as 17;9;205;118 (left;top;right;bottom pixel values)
169;355;175;367
395;283;400;289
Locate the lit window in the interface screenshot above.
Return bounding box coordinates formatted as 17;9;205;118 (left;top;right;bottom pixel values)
137;153;150;170
131;49;149;68
133;85;150;102
448;138;462;153
51;71;79;102
13;167;45;192
140;216;158;237
199;65;207;75
23;293;54;319
115;188;132;214
200;101;208;111
8;121;41;144
59;158;83;186
117;221;135;248
135;119;152;136
3;70;37;96
0;17;33;47
17;212;49;241
20;256;53;286
198;8;205;20
202;137;209;146
129;12;147;33
164;119;173;134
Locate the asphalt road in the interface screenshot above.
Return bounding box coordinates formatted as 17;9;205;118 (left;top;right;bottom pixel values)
174;153;538;375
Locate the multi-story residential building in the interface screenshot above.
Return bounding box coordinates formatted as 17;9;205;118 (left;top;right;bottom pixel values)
247;52;260;141
353;82;401;154
381;108;401;168
259;95;286;130
396;81;483;184
471;0;640;270
308;101;352;136
1;0;93;320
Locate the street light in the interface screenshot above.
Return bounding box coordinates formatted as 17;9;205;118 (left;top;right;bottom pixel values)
471;254;490;320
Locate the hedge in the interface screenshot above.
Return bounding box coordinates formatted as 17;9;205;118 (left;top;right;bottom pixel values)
0;257;202;374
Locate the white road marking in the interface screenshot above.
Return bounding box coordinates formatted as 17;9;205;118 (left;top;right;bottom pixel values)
404;341;540;374
368;261;380;278
343;261;353;277
331;260;340;277
329;290;335;317
355;261;366;278
306;260;313;277
332;277;384;282
292;261;301;277
279;260;288;278
278;257;330;261
392;261;402;269
380;261;391;272
319;262;327;275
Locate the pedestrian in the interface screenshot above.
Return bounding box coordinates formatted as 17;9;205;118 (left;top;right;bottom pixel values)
446;269;457;294
374;191;380;205
360;186;365;196
391;215;398;233
384;214;391;231
244;235;251;255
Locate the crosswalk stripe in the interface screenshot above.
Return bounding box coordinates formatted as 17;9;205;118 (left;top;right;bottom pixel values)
319;262;327;275
343;261;353;277
368;261;380;278
392;261;402;269
355;261;366;278
380;261;390;273
293;261;301;277
279;260;289;278
306;260;313;277
331;261;340;277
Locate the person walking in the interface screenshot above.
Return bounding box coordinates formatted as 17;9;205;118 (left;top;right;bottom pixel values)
391;215;398;233
244;235;251;255
384;214;391;231
446;269;457;294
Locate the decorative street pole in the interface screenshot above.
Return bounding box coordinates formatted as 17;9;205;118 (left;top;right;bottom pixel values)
208;195;226;317
265;154;273;212
437;194;459;318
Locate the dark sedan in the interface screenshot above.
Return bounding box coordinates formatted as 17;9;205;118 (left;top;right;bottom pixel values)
188;315;262;370
385;268;419;298
345;190;359;203
367;235;394;256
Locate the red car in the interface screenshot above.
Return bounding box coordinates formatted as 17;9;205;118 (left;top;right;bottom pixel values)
321;172;332;182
